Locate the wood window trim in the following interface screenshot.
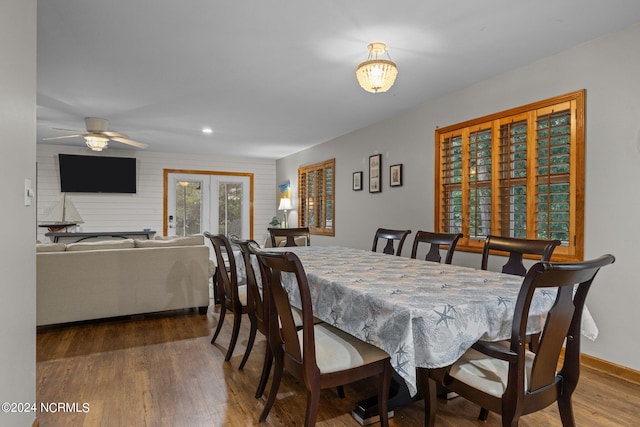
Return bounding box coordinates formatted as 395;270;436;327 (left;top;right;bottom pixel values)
298;158;335;236
434;90;585;261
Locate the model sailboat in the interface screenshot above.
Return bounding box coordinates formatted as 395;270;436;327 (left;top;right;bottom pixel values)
39;195;84;231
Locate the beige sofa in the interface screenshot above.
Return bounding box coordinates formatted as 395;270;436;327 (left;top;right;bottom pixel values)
36;235;212;326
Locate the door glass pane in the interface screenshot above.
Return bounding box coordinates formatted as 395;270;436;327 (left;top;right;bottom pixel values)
176;181;202;236
219;181;243;236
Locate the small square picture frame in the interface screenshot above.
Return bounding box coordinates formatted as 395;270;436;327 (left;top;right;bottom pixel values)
369;154;382;193
352;171;363;191
390;164;403;187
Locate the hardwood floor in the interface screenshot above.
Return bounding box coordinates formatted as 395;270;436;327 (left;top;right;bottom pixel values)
37;303;640;426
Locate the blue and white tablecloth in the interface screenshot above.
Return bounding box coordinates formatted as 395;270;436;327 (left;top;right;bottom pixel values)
235;245;597;396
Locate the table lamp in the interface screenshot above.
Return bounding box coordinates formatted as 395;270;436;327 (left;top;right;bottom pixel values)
278;198;292;228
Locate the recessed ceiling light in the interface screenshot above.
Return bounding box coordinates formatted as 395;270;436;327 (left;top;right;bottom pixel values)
202;127;213;134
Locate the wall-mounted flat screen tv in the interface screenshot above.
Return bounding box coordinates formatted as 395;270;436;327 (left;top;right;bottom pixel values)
59;154;137;193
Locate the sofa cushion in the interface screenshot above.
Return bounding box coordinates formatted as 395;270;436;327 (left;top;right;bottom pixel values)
36;243;66;253
65;239;135;252
138;235;204;247
155;234;203;241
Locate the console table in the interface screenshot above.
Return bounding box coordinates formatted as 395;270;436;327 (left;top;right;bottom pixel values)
46;230;156;243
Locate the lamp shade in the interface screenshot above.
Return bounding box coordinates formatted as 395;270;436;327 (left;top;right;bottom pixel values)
278;198;292;211
356;42;398;93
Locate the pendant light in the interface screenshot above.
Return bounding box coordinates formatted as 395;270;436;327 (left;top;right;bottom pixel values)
356;42;398;93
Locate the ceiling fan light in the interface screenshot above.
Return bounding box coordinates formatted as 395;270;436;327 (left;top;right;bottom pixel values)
85;135;109;151
356;42;398;93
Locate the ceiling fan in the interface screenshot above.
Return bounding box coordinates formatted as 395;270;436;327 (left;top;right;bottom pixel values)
43;117;148;151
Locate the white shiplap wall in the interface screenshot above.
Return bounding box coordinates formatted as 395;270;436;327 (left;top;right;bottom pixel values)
36;144;276;243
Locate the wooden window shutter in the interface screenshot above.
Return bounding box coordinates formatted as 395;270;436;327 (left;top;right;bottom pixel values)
439;132;464;234
535;102;573;248
297;158;335;236
435;90;584;261
497;115;529;238
467;126;492;239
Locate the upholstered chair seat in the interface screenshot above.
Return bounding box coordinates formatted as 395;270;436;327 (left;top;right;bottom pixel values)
299;323;390;374
448;343;535;398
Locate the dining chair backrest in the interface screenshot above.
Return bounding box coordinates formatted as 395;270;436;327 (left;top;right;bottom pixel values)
421;253;615;427
230;236;282;394
268;227;311;247
230;237;264;326
205;232;240;311
372;228;411;256
410;231;463;264
510;255;614;395
481;235;561;276
255;250;313;369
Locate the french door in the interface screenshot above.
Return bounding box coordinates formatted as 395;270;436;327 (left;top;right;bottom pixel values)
164;170;253;238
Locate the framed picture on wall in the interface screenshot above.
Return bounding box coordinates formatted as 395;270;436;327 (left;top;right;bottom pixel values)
390;164;403;187
353;171;363;191
369;154;381;193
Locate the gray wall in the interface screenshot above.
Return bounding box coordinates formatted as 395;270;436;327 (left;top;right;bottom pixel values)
277;22;640;372
1;1;37;426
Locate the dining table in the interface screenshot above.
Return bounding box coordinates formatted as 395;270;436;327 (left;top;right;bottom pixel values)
234;245;598;422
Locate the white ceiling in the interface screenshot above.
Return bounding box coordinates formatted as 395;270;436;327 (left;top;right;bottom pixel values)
37;1;640;159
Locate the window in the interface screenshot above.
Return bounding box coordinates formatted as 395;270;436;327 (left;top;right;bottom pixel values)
435;90;584;261
298;158;335;236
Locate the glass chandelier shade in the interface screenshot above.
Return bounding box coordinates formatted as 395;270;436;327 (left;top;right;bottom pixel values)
84;135;109;151
356;42;398;93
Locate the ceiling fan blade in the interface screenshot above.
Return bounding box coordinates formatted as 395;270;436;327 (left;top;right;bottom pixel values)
52;127;84;133
111;137;148;149
43;134;83;141
102;131;128;138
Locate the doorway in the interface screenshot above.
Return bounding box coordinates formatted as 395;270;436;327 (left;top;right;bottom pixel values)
163;169;254;238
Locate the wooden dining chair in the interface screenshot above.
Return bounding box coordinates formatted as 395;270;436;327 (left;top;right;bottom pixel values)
231;237;273;398
268;227;311;247
481;236;562;363
234;238;331;400
481;235;561;277
229;237;264;368
205;232;257;363
410;231;463;264
254;247;393;427
420;254;615;427
372;228;411;256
